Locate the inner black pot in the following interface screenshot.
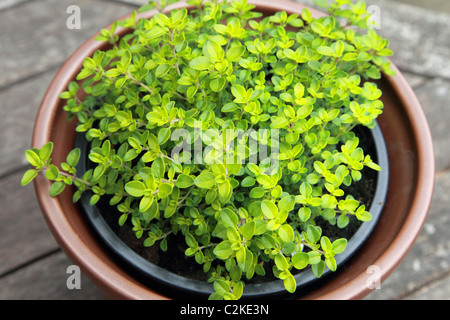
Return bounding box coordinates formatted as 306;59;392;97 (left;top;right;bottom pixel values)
75;123;389;300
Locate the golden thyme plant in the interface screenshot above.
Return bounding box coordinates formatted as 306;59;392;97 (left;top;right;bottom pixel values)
23;0;393;299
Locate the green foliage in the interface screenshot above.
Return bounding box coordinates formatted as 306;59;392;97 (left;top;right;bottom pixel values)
22;0;392;300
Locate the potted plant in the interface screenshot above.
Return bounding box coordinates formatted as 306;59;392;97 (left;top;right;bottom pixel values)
24;0;434;300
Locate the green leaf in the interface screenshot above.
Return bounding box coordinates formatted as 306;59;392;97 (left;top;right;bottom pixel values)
189;56;212;71
227;226;241;243
124;149;139;162
143;233;156;247
312;260;325;278
120;50;132;70
76;67;94;80
213;279;231;295
254;219;268;235
278;195;295;212
325;256;337;272
194;171;216;189
356;206;373;221
213;24;227;34
175;174;194;188
249;187;265;198
218;180;232;204
278;224;294;243
241;176;255;187
231;84;247;101
366;161;382;171
105;68;122;78
241;221;255;240
226;45;245;62
213;240;233;260
221;208;239;228
333;40;344;57
236;247;246;270
320;236;332;253
39;142;53;162
308;251;322;265
284;274;296;294
140;195;154;212
343;52;358;61
298;207;311;222
158;127;171;145
292;252;309;270
90;194;100;206
205;40;224;61
155;64;171;78
337;214;350;228
118;213;128;226
307;225;321;244
210;77;226;92
300;182;312;196
185;247;197;256
151;157;165;179
308;60;322;71
256;175;272;188
158;183;173;198
82;57;96;69
332;238;347;254
255;264;266;276
221;102;239;113
25;150;42;167
275;253;289;271
66;148;81;167
261;200;278;219
49;181;65;197
232;281;244;299
21;169;38;186
317;46;334;56
125;181;146;197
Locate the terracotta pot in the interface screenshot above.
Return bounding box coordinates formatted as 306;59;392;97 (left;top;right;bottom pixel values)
32;0;434;300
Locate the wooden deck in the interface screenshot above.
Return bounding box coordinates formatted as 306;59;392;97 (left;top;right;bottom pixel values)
0;0;449;300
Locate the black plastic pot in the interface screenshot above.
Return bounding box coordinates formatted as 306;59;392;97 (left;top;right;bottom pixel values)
75;122;389;300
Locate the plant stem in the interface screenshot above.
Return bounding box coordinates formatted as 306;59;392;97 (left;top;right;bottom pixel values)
301;241;325;254
170;30;181;76
126;73;154;95
43;166;93;188
177;187;193;206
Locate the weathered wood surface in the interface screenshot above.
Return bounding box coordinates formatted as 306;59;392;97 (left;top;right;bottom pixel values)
0;0;448;300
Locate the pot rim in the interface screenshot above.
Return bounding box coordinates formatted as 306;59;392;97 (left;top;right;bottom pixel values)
32;0;435;300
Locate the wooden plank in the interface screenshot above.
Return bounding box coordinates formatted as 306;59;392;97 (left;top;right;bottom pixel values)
0;0;135;88
0;0;29;11
0;0;137;177
390;0;450;14
0;169;58;276
401;71;429;90
0;70;56;177
402;273;450;300
413;78;450;172
366;170;450;300
0;251;103;300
